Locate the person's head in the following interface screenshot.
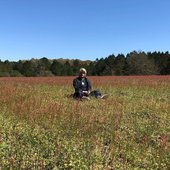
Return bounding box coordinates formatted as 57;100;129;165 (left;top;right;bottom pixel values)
79;68;87;78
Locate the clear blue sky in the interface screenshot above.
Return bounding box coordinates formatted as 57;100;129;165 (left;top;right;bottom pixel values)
0;0;170;61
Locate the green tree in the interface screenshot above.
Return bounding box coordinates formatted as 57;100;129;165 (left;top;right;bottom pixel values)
126;51;158;75
62;61;73;76
0;60;13;76
163;53;170;74
114;54;126;75
13;60;23;74
87;62;96;75
147;51;169;75
94;58;107;75
104;54;116;75
72;59;80;75
36;57;52;76
21;60;37;76
50;60;64;76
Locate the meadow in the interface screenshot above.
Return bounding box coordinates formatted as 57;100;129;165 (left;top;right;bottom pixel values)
0;76;170;169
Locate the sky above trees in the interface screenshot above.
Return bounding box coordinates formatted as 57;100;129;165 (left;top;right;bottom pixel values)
0;0;170;61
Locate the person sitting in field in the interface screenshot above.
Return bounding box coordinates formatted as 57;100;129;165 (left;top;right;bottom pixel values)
73;68;108;100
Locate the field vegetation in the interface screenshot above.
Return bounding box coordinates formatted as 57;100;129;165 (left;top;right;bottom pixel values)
0;76;170;169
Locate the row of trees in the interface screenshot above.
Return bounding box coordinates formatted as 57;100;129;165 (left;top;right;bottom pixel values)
0;51;169;76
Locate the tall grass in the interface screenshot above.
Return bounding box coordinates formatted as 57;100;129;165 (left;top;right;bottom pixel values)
0;76;170;169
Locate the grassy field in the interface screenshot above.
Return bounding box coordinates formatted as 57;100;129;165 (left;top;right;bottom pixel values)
0;76;170;169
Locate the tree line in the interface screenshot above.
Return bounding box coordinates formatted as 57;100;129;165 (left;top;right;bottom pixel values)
0;51;169;77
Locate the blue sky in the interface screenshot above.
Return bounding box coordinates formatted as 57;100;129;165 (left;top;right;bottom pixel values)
0;0;170;61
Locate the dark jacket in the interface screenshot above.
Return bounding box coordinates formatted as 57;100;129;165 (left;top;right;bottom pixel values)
73;77;91;98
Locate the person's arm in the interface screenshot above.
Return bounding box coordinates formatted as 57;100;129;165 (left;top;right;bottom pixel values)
73;78;82;94
87;79;92;92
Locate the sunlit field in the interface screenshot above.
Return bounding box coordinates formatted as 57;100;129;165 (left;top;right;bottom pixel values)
0;76;170;169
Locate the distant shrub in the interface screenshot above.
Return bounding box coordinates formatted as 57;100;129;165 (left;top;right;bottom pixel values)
0;72;10;77
10;70;23;77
